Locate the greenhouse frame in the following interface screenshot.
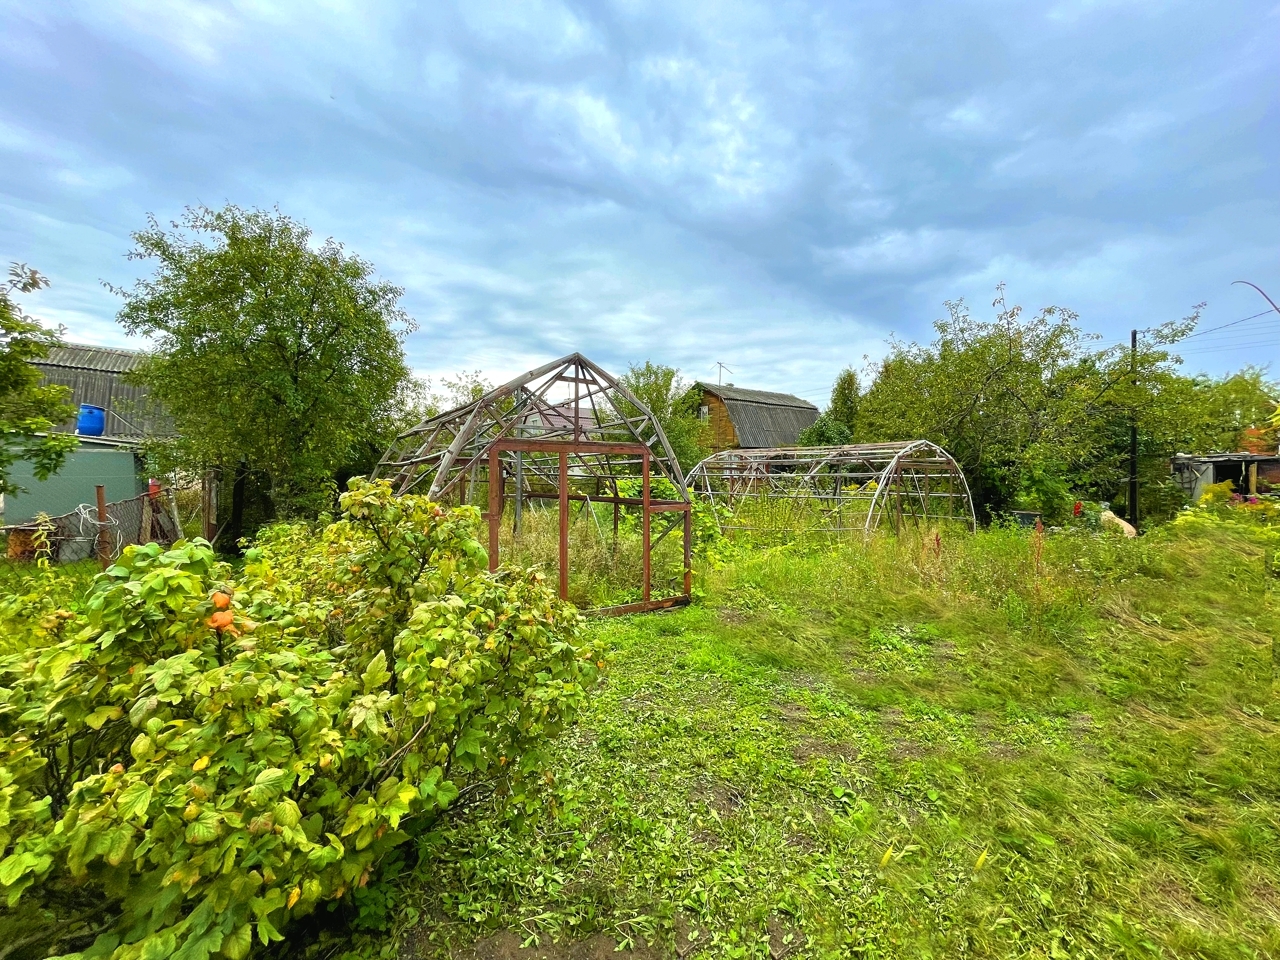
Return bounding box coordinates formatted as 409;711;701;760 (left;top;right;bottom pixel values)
685;440;976;537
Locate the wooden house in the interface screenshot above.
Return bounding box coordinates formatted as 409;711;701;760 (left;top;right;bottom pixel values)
690;383;819;451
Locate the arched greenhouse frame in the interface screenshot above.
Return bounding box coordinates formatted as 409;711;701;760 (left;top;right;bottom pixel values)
685;440;976;537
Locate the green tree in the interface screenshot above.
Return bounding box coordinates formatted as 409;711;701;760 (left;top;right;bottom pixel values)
113;205;414;517
827;366;861;435
1193;367;1278;452
857;286;1231;522
0;263;75;498
619;361;711;473
798;412;852;446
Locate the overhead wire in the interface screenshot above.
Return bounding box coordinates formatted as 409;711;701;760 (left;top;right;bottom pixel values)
1174;342;1278;357
1178;309;1275;341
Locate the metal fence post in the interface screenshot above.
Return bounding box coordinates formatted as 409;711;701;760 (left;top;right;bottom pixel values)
95;484;110;569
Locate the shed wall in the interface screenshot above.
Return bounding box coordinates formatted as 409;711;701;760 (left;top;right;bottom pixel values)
2;445;145;524
34;365;170;438
701;393;739;451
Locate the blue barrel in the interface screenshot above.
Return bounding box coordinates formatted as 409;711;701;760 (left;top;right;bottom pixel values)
77;404;106;436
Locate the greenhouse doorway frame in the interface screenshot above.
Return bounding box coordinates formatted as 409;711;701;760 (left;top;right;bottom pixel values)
375;353;693;615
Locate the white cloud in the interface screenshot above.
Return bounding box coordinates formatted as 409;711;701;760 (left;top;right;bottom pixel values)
819;229;984;276
0;0;1273;393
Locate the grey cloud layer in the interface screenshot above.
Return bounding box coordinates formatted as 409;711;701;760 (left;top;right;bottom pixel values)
1;0;1275;396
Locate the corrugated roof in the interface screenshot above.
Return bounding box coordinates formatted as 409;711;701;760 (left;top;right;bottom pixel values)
35;344;149;373
30;343;171;438
1172;452;1279;463
720;399;819;448
696;382;817;409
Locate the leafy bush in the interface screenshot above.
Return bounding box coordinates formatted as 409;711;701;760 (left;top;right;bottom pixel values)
797;412;852;447
0;480;596;959
613;475;726;562
1197;479;1236;507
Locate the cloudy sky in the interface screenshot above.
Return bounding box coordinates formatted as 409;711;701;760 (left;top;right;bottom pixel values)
1;0;1276;403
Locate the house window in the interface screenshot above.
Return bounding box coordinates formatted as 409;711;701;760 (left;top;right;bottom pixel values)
699;405;709;421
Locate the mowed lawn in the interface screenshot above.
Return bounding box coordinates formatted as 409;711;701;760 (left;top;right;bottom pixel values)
374;519;1278;960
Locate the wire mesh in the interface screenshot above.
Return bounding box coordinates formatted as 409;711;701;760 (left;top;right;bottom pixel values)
1;488;183;569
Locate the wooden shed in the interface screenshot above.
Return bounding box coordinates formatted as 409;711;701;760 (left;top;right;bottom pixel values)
690;383;819;451
1171;452;1280;500
32;344;171;438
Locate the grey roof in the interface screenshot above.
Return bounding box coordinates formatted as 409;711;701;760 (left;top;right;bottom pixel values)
1172;452;1279;463
694;382;819;448
720;400;819;447
31;343;171;438
696;382;817;409
36;344;149;373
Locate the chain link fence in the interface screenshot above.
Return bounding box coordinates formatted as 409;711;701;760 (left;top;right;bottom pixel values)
1;488;183;578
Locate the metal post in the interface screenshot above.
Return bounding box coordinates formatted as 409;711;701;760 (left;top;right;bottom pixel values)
683;506;692;597
1129;329;1139;531
95;484;110;570
513;452;522;537
642;452;651;602
169;487;183;540
488;447;500;573
558;451;569;601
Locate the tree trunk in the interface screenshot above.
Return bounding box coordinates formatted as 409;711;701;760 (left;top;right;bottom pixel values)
228;461;248;553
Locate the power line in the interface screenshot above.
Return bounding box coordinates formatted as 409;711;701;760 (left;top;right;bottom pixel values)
1174;333;1280;350
1172;321;1280;344
1174;341;1279;356
1179;309;1276;341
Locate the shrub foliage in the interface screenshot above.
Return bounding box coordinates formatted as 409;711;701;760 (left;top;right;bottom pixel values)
0;480;595;959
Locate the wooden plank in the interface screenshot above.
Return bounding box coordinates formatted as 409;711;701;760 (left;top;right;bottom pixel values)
520;491;686;508
95;484;110;569
493;439;652;455
683;508;692;596
589;595;691;617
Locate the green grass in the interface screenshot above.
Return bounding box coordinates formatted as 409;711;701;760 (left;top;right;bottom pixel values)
8;516;1277;958
0;545;99;614
494;501;694;608
371;518;1280;959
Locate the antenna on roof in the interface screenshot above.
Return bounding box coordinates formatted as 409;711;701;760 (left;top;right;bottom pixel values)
714;361;735;386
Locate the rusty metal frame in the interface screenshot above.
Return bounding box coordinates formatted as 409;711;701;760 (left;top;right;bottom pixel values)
686;440;976;537
375;354;692;614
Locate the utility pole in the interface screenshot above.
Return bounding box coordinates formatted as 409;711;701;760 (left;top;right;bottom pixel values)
1129;329;1139;532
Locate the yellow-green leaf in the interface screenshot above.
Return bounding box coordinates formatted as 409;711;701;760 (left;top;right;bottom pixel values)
86;705;122;730
116;781;152;821
185;815;219;845
222;923;252;960
273;799;301;829
106;826;133;866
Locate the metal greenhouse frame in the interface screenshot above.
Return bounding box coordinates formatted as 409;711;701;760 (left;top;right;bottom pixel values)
685;441;976;537
374;353;692;615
